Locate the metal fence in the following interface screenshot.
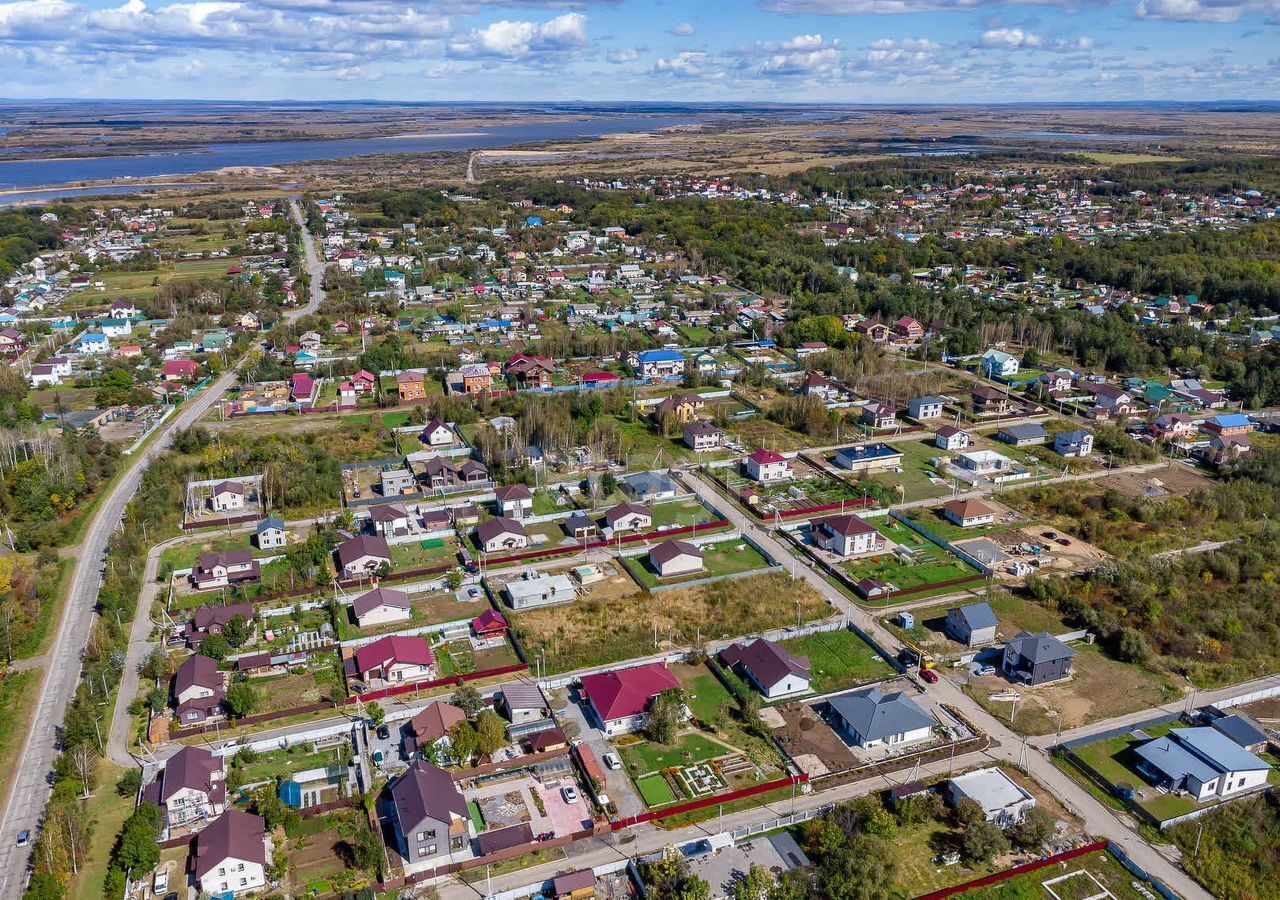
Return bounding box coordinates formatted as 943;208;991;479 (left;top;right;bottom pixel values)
730;804;835;839
889;509;993;575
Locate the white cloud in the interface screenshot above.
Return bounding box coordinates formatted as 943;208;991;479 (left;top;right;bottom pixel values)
1134;0;1262;21
448;12;587;58
606;47;640;63
759;0;1079;12
979;27;1043;47
670;21;694;35
653;50;722;78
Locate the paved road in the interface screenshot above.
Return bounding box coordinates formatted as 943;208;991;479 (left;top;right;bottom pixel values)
677;470;1214;900
0;198;327;899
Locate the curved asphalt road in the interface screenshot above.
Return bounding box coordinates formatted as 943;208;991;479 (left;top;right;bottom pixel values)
0;198;325;899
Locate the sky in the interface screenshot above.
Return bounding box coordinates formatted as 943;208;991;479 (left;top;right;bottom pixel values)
0;0;1277;102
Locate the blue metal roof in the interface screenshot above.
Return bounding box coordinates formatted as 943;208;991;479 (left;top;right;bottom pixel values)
637;349;685;362
1210;414;1252;428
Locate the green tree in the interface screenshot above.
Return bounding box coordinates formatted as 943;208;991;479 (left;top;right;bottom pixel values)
646;689;686;745
820;834;895;900
222;614;252;648
474;710;508;756
24;873;65;900
452;682;485;718
961;819;1010;865
1012;806;1056;850
198;634;230;661
732;864;773;900
366;702;386;728
116;768;143;798
646;853;711;900
112;803;162;877
226;681;258;718
448;721;478;765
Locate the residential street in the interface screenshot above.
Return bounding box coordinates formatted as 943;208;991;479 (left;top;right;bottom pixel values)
0;199;326;899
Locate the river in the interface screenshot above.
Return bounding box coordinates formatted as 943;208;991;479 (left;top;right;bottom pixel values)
0;114;702;197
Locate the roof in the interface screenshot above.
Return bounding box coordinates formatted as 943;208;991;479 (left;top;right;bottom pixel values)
256;517;286;533
720;639;811;690
1134;727;1269;785
948;767;1033;815
353;586;411;617
174;654;221;695
1000;424;1047;440
815;514;876;538
409;702;466;743
1209;413;1253;428
553;870;597;896
528;728;568;752
637;349;685;363
495;484;534;502
476;823;534;856
190;602;254;633
472;609;508;633
476;516;528;545
390;760;468;830
650;539;702;566
952;602;998;631
1056;429;1092;443
1210;714;1269;748
1006;631;1076;664
747;449;787;465
370;503;410;522
337;535;391;567
580;662;680;721
354;635;435;675
943;498;997;520
212;480;245;496
198;549;255;571
501;682;548;711
828;688;933;742
158;746;222;804
194;810;266;878
605;501;650;526
622;471;677;496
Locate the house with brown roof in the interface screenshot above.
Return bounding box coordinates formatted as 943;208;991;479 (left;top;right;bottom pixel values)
352;586;412;628
184;602;254;649
654;393;706;425
648;539;703;578
390;761;470;868
604;502;651;533
971;386;1011;416
403;701;467;758
419;418;455;447
173;654;226;724
683;421;724;451
336;535;392;578
942;499;997;528
720;638;812;700
419;456;460;490
505;354;556;389
369;503;413;537
193;809;269;896
190;550;261;592
141;745;225;831
811;514;884;558
495;484;534;519
475;516;529;553
209;481;246;512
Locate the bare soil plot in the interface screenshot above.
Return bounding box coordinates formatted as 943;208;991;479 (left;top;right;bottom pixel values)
774;702;856;776
1100;464;1211;499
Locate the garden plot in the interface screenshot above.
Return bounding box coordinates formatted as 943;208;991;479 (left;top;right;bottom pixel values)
621;538;773;590
337;587;489;641
618;734;753;809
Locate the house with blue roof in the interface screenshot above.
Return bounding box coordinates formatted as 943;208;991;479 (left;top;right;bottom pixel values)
1205;413;1254;437
1134;727;1270;802
631;349;685;378
78;332;110;354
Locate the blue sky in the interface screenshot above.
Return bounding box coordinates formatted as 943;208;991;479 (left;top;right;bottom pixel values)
0;0;1276;101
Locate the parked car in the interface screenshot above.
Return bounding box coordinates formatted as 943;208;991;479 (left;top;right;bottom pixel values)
562;785;579;804
920;668;939;684
603;752;622;770
16;830;30;848
375;724;390;740
973;665;996;677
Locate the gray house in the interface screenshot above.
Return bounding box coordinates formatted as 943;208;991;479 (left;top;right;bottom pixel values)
945;602;999;647
390;761;470;866
1054;430;1094;457
997;423;1048;447
828;688;934;750
1001;632;1075;685
254;517;288;550
908;396;945;420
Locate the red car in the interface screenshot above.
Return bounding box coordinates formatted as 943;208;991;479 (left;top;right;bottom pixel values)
920;668;939;684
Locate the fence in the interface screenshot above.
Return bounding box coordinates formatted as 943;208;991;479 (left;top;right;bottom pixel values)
889;509;994;575
730;804;835;840
479;518;731;569
915;841;1109;900
1211;683;1280;711
180;511;261;532
645;563;785;595
1105;842;1180;900
609;773;809;831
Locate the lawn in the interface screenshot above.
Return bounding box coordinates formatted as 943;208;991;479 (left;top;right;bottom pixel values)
618;732;726;774
904;507;1025;545
636;773;679;807
887;818;998;898
776;629;890;695
337;590;489;641
68;760;136;900
1068;722;1208;821
841;548;981;597
0;672;39;815
389;538;459;572
161;531;260;575
509;572;831;674
622;538;773;590
956;850;1161;900
649;498;722;528
863;438;954;503
671;663;736;723
230;744;352;788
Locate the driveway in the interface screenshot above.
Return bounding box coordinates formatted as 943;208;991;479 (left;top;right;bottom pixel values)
558;690;646;819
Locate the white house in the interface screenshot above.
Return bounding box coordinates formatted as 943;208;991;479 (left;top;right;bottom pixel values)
253;517;288;550
475;516;529;553
352;587;413;628
504;572;576;609
580;663;684;737
946;768;1036;828
605;502;652;533
908;396;945;420
1134;727;1272;802
935;426;972;452
494;485;534;519
353;636;436;684
1054;430;1094;458
941;499;997;528
829;688;935;750
744;449;791;483
980;349;1019;379
193;810;268;897
649;539;704;578
210;482;246;512
810;514;884;557
420;418;454;447
720;639;812;700
683;421;725;451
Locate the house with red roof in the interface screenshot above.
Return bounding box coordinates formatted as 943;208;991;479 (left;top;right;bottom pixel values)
579;662;685;736
744;449;791;483
471;609;509;640
162;359;199;382
351;635;436;685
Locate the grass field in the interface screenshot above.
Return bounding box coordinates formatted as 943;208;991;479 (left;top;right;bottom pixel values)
863;438;954;502
231;744;351;787
954;849;1161;900
389;538;459;571
636;773;679;807
337;591;488;641
619;732;726;774
1068;722;1207;821
510;572;830;673
69;760;136;900
776;629;891;695
161;531;260;574
0;672;39;817
841;548;980;597
671;664;736;723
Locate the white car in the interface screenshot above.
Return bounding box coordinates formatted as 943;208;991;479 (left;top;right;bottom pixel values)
562;785;579;804
603;752;622;770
